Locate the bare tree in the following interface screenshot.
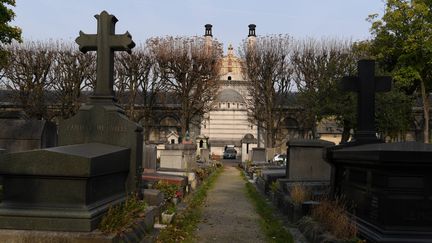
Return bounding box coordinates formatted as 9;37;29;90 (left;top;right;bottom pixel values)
50;42;95;119
115;43;161;140
291;38;357;142
240;35;293;148
2;41;56;120
149;36;223;139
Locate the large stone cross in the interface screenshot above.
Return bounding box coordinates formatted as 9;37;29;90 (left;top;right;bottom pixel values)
342;59;392;143
76;11;135;97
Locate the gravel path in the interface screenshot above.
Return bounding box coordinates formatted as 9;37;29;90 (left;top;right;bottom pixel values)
195;164;266;243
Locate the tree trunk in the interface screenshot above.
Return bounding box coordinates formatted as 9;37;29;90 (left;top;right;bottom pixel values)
420;81;429;143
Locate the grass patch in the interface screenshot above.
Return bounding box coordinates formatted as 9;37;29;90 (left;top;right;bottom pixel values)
156;166;223;243
241;171;294;243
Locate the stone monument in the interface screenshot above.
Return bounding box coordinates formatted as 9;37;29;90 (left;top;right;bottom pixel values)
327;60;432;242
0;11;142;233
59;11;142;193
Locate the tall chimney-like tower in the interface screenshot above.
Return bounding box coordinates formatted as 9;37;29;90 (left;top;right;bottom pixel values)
204;24;213;37
247;24;256;48
248;24;256;37
204;24;213;54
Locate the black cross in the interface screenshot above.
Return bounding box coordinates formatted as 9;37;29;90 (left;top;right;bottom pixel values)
76;11;135;97
342;59;392;143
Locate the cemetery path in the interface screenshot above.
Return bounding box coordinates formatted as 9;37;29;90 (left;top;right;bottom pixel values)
195;164;266;243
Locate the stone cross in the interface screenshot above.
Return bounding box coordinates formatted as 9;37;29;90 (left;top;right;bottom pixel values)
76;11;135;97
342;59;392;143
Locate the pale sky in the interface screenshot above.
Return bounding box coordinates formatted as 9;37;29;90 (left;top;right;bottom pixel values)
12;0;386;53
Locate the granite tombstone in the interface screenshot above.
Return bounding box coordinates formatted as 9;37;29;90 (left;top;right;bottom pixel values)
327;60;432;242
0;11;142;233
58;11;142;193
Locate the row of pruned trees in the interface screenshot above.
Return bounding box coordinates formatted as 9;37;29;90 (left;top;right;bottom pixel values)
0;37;223;140
240;34;414;147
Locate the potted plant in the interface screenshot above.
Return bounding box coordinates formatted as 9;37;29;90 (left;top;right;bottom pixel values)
161;203;176;224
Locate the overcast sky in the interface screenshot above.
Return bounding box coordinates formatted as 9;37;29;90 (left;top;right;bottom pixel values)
12;0;386;53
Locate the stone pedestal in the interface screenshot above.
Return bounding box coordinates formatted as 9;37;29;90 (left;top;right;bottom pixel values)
286;139;334;180
327;142;432;242
0;143;130;232
160;144;196;170
59;100;143;193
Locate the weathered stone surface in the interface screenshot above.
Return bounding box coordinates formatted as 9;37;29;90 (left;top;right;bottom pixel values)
0;143;130;232
0;119;57;153
143;144;157;172
160;144;196;170
0;206;158;243
251;147;266;163
286;139;334;180
142;189;164;206
58;103;142;193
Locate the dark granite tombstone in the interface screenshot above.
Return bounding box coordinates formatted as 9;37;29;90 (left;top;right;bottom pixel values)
0;119;57;152
0;11;141;234
341;59;391;144
59;11;142;193
327;60;432;242
0;143;130;231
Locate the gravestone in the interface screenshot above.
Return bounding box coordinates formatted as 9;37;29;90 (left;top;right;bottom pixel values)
159;144;197;190
286;139;334;181
327;60;432;242
58;11;142;193
0;143;130;231
251;147;266;164
341;59;391;144
160;144;196;170
0;11;142;234
0;119;57;153
143;144;157;173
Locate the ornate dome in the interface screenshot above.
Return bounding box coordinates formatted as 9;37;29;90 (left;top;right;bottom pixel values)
216;89;245;103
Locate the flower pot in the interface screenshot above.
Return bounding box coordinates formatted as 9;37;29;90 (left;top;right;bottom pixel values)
161;212;175;224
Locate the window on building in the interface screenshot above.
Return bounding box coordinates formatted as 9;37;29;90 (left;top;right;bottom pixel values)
219;103;221;108
237;103;239;109
228;103;230;108
228;76;232;80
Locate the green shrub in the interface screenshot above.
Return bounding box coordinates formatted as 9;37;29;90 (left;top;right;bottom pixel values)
99;195;148;234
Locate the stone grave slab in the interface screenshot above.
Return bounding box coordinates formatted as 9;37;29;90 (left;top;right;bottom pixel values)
0;143;130;231
160;144;196;170
0;119;57;152
286;139;334;181
143;144;157;173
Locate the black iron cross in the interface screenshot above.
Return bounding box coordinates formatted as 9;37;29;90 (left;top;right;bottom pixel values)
342;59;392;143
76;11;135;97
